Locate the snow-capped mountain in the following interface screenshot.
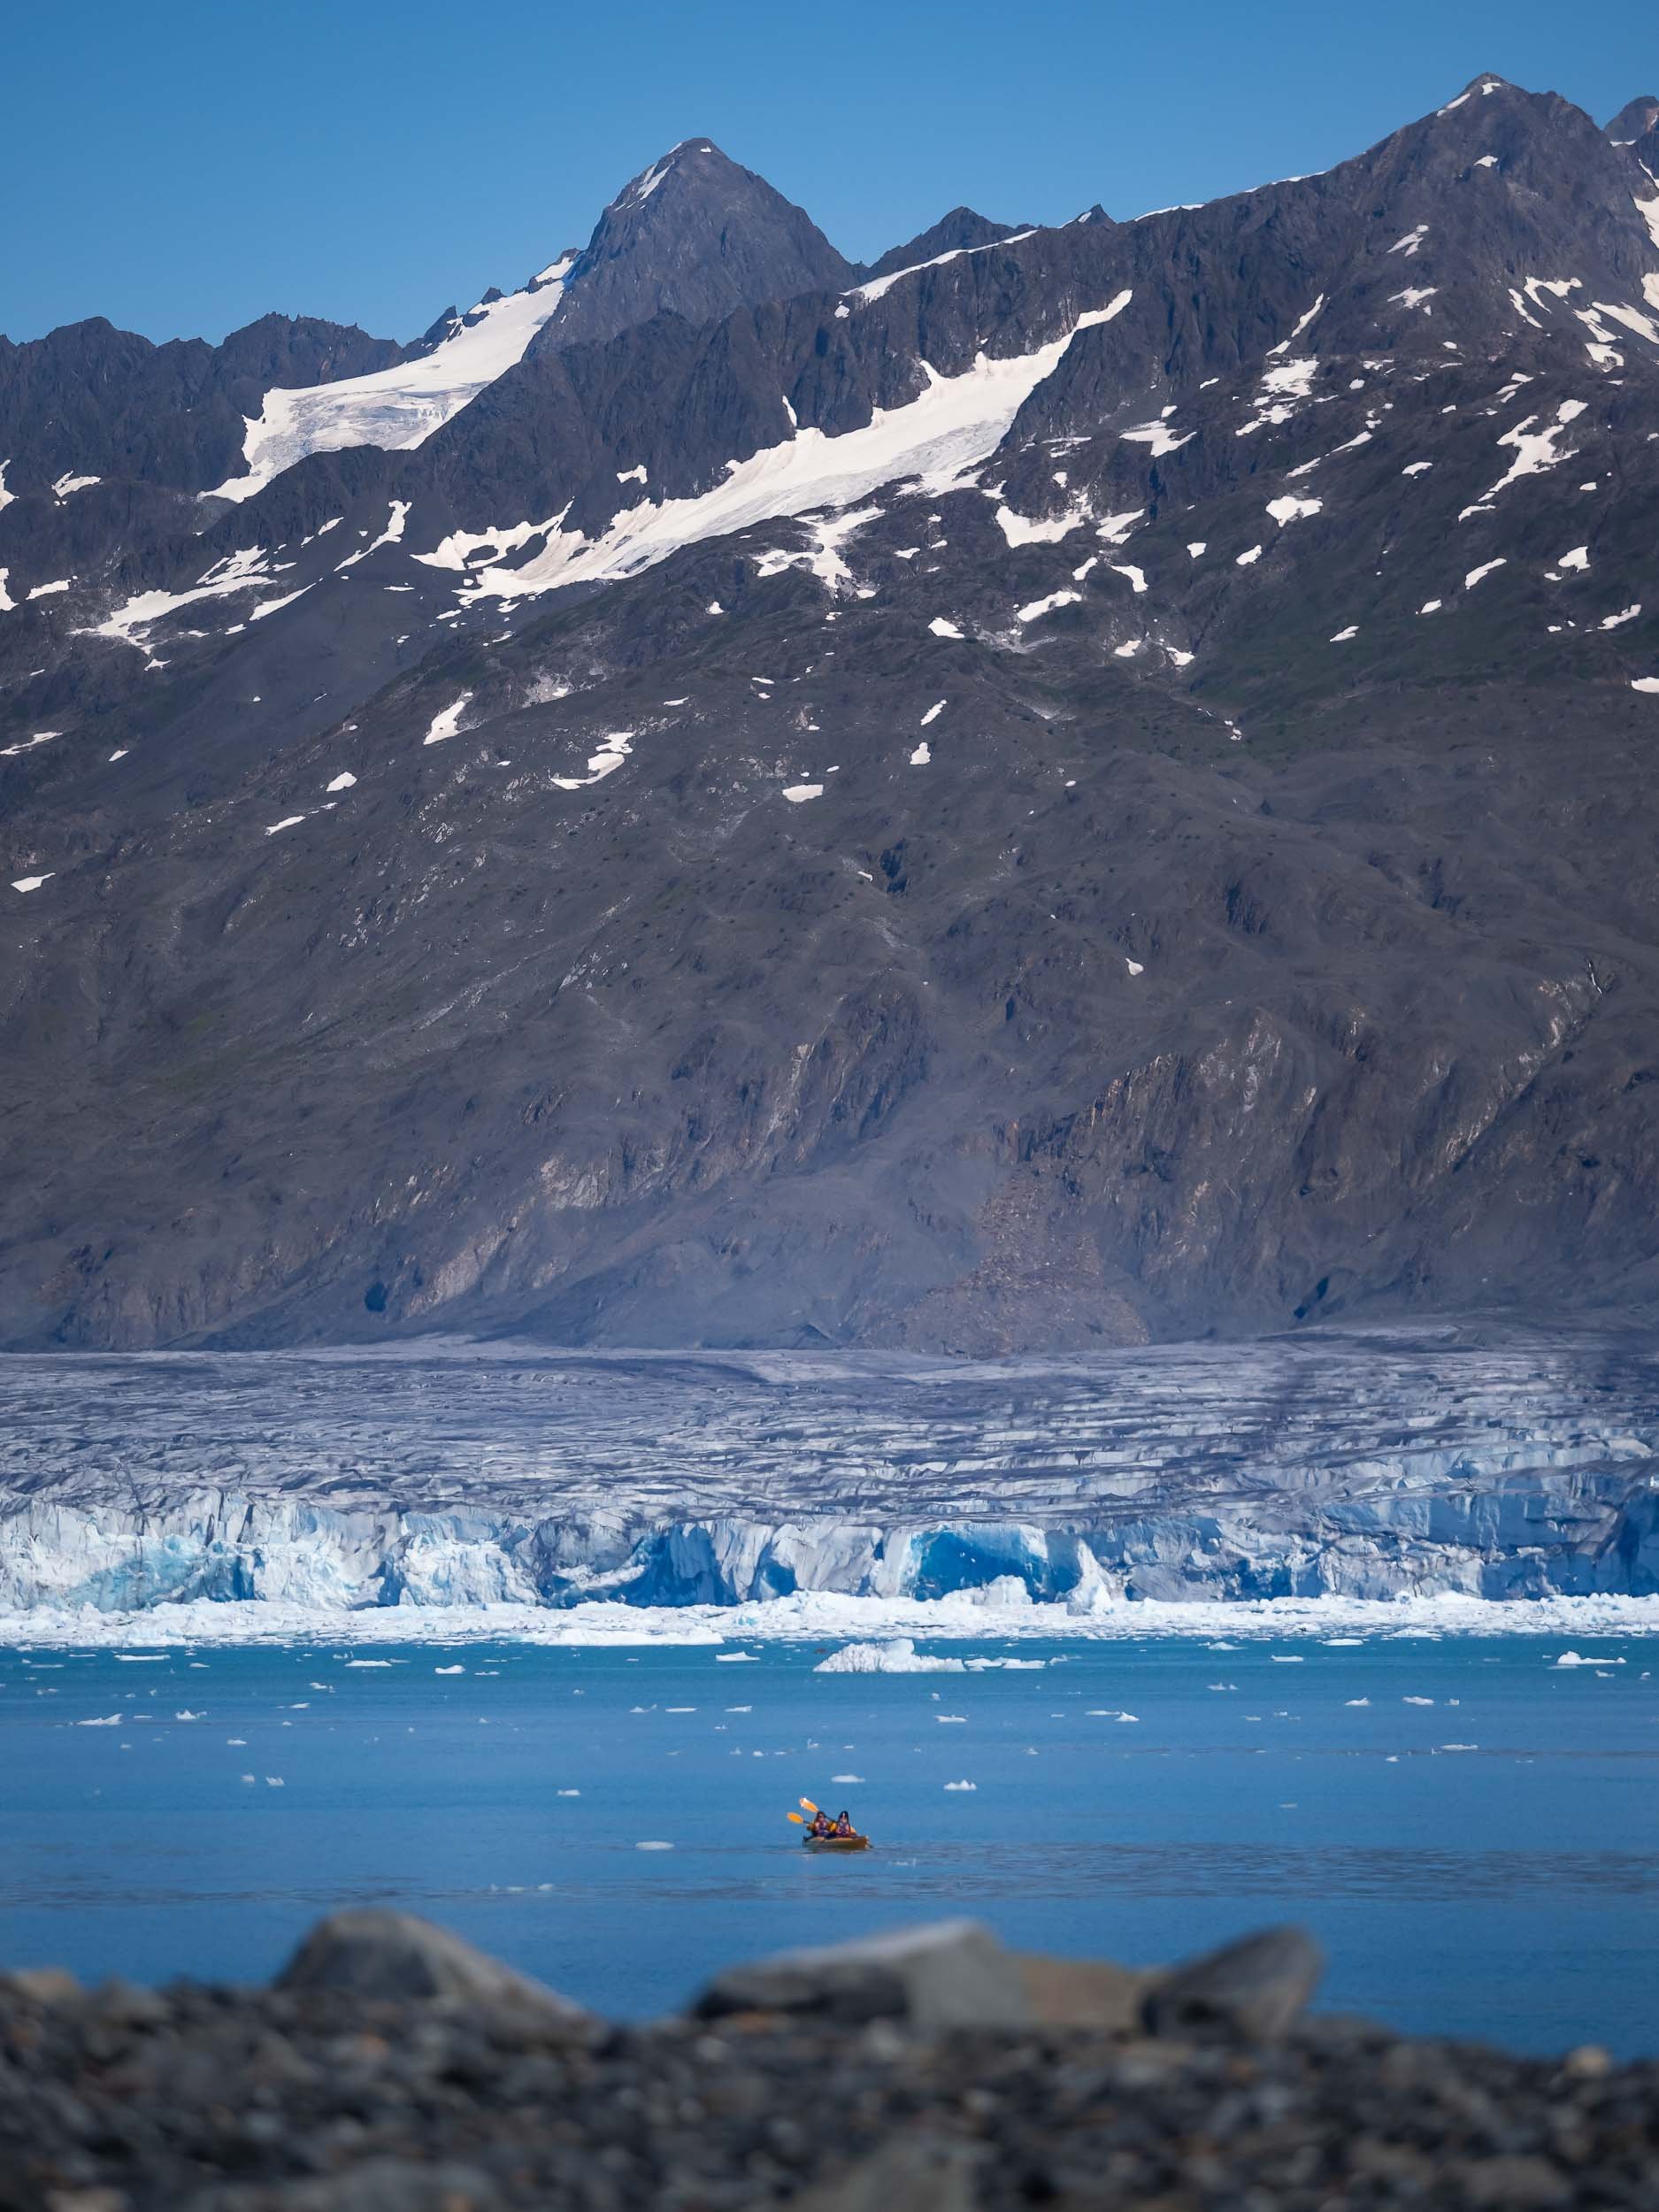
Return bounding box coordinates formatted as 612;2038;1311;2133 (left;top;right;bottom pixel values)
4;77;1659;1355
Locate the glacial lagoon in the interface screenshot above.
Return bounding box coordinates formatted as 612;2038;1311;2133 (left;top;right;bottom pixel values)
3;1633;1655;2055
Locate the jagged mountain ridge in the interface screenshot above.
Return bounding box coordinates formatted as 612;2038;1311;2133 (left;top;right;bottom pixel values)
4;76;1659;1353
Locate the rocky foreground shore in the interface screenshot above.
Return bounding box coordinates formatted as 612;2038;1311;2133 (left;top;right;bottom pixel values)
2;1915;1655;2211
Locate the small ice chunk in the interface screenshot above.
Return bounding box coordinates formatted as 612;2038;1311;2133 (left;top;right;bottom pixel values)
1236;544;1263;566
782;783;824;802
1330;625;1359;641
929;616;964;639
325;772;357;792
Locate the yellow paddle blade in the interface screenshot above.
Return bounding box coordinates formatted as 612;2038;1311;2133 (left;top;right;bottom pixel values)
787;1811;805;1824
799;1796;820;1814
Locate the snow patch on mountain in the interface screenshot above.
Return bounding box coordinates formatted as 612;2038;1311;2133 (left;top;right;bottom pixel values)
204;260;575;504
848;229;1037;307
425;298;1134;605
88;546;283;648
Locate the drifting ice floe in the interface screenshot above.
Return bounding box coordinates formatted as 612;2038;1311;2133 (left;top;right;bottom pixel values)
815;1639;966;1673
6;1591;1659;1655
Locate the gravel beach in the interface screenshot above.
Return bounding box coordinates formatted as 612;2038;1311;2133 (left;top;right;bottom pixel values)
2;1915;1654;2211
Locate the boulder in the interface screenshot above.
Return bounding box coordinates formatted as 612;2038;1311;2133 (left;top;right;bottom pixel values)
0;1966;81;2006
787;2134;982;2212
187;2160;500;2211
1141;1925;1323;2042
1010;1951;1148;2032
693;1919;1032;2029
273;1910;585;2020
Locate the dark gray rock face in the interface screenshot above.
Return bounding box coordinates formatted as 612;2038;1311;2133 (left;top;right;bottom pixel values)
1604;93;1659;157
0;314;404;495
534;139;855;353
859;205;1033;280
4;77;1659;1354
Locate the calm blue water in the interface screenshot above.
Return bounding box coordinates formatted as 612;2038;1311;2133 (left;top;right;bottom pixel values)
3;1635;1655;2055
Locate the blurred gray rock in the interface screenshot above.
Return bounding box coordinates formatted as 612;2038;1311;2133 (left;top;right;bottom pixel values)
1142;1924;1324;2041
187;2162;499;2212
1011;1950;1148;2031
273;1910;585;2020
694;1918;1033;2029
788;2134;982;2212
2;1966;81;2006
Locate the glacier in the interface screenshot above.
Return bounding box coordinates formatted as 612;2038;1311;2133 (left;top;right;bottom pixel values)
204;259;574;504
2;1327;1659;1627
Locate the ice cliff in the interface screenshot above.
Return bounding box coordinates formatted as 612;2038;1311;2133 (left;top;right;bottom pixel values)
3;1328;1658;1614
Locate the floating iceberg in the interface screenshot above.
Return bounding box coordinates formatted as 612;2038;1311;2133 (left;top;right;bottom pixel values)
814;1639;966;1674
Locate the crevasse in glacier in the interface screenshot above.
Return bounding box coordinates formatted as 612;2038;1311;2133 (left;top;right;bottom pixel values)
3;1333;1658;1612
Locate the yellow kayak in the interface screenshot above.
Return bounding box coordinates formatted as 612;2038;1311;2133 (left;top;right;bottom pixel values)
803;1832;871;1852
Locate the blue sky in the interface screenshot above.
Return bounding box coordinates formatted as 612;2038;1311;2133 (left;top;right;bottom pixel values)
6;0;1652;345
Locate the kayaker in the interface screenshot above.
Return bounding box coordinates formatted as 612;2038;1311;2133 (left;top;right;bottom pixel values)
807;1809;834;1838
833;1809;855;1837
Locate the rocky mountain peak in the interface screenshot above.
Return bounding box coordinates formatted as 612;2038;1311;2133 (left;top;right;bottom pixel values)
8;73;1659;1355
1605;93;1659;147
861;205;1033;281
534;138;855;352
